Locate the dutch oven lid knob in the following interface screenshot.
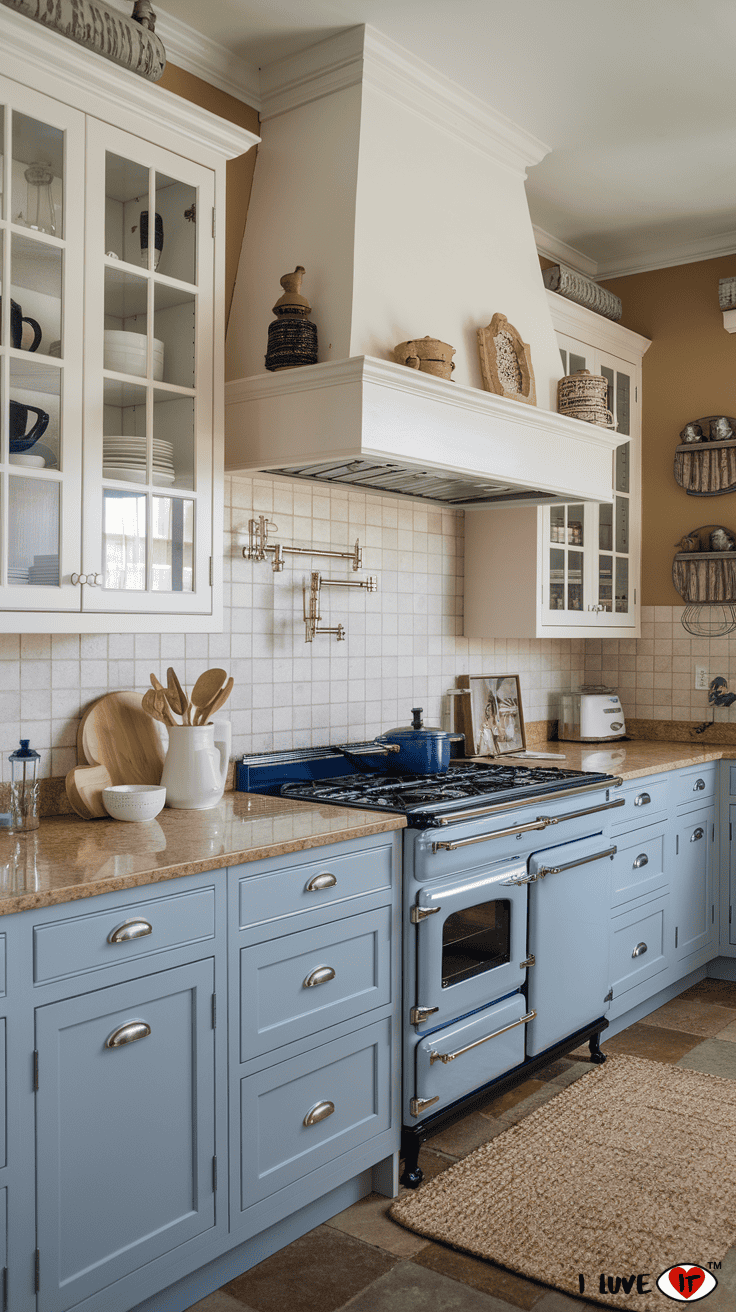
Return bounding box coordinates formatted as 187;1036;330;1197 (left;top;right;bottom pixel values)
411;707;423;729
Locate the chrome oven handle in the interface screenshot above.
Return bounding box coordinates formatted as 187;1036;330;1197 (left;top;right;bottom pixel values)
432;797;625;853
535;845;617;878
430;1010;536;1064
434;777;623;826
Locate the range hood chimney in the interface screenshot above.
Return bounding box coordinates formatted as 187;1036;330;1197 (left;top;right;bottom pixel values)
225;26;619;506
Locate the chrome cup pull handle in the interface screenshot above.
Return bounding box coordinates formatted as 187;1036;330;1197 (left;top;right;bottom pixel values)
691;827;704;842
305;872;337;892
694;778;706;790
106;1020;151;1048
303;965;336;989
107;918;153;944
632;942;648;958
303;1100;335;1127
633;853;649;869
634;792;651;806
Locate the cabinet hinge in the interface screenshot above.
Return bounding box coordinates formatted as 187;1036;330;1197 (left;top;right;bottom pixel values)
730;906;732;925
209;556;213;586
731;822;733;842
675;926;678;949
34;1249;40;1293
212;1156;217;1191
33;1050;38;1091
211;993;216;1028
604;987;613;1003
713;823;715;842
712;904;715;924
676;835;679;855
212;206;216;238
2;1264;6;1310
635;386;638;402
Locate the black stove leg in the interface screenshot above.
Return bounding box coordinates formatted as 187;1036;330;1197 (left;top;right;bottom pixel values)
399;1129;425;1189
588;1031;606;1064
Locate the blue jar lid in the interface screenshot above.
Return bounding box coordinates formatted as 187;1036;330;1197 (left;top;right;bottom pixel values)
10;739;40;760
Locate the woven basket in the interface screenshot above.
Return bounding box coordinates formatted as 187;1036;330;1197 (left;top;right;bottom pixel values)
557;370;615;428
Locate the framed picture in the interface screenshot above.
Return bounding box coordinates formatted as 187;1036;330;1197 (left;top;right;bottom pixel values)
457;674;526;756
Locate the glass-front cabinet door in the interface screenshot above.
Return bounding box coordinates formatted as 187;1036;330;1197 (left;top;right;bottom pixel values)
595;349;635;628
0;80;85;612
82;121;214;616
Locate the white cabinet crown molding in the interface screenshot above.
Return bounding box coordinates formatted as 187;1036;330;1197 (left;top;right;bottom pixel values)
533;226;598;280
259;24;550;176
0;8;260;161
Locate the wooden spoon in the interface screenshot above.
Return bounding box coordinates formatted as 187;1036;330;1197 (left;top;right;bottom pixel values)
190;668;227;724
142;688;173;727
150;672;182;725
166;667;189;723
196;675;234;724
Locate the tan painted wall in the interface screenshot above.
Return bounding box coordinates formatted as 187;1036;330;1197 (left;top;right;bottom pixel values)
600;256;736;606
158;63;259;324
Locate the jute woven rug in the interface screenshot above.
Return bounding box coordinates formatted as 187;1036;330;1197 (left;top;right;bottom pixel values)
390;1056;736;1310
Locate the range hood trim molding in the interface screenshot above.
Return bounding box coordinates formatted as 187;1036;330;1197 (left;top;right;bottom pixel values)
225;355;620;505
259;25;550;177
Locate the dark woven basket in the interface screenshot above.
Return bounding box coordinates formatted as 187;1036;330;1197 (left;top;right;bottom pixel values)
265;317;318;371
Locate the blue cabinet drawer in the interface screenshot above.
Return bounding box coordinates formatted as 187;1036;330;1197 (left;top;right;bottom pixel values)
33;886;216;983
237;843;393;930
610;827;667;908
610;895;669;999
610;776;669;831
240;906;391;1061
415;993;527;1120
238;1017;391;1210
673;765;716;810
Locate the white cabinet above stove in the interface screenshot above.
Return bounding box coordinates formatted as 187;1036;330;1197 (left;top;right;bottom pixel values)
225;355;622;508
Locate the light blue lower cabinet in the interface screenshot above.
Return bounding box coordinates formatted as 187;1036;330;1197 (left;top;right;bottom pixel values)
35;959;216;1312
237;1017;392;1215
674;806;714;961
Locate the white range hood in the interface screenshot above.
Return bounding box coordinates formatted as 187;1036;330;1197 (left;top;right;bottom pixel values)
225;26;619;506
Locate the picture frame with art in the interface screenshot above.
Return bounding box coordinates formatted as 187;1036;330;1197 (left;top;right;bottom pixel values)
457;674;526;756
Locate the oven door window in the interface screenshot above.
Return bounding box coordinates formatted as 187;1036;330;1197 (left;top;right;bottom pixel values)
414;873;528;1030
442;899;511;988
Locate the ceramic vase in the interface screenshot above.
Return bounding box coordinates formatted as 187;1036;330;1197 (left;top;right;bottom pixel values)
161;721;231;810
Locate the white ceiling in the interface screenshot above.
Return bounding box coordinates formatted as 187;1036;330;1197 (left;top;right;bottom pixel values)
157;0;736;278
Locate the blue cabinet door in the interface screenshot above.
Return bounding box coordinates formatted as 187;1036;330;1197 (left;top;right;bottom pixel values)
675;807;714;960
35;959;215;1311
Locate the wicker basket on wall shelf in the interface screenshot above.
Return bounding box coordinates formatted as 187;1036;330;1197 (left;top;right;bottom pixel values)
673;525;736;602
674;415;736;495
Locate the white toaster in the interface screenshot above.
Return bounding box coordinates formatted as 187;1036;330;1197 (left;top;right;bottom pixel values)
558;686;626;742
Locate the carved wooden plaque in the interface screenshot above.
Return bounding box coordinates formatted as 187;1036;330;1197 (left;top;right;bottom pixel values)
477;313;536;406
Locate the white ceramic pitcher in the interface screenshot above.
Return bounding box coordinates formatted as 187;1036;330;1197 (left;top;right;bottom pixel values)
161;721;231;810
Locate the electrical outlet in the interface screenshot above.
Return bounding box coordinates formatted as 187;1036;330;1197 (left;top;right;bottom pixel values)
695;665;709;690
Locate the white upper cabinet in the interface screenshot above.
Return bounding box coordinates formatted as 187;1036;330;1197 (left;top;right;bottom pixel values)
0;10;258;631
465;291;650;640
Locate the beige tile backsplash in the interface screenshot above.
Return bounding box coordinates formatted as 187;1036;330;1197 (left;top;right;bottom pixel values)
2;475;588;778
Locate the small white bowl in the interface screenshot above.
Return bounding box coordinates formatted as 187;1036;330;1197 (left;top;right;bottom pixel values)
102;784;166;822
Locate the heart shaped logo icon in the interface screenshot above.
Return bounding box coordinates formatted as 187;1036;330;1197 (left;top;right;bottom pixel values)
657;1266;717;1302
669;1268;706;1298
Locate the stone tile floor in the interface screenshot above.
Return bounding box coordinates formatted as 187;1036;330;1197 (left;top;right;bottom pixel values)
188;978;736;1312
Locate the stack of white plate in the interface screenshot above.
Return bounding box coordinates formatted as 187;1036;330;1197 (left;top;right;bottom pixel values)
104;331;164;382
103;437;175;486
28;554;59;585
8;566;29;585
48;340;62;358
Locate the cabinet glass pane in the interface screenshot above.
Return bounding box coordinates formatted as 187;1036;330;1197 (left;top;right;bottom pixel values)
103;379;147;482
152;497;193;592
568;551;583;610
601;365;614;416
550;506;565;543
616;557;629;613
9;356;59;469
0;107;4;220
566;505;583;545
104;268;150;377
598;554;613;610
569;352;587;374
615;441;630;493
153;392;193;490
616;496;629;553
103;490;146;590
599;503;612;551
8;475;59;584
616;372;630;437
104;154;150;266
154;285;195;388
559;348;567;372
549;547;564;610
11;233;62;357
11;112;63;237
155;172;196;285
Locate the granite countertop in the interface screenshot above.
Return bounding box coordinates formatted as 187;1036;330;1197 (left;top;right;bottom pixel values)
0;793;406;916
497;738;731;781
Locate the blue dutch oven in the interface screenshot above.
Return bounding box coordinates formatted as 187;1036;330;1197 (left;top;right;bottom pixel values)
375;707;452;775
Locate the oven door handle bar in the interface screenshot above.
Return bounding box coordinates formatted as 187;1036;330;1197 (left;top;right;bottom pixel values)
432;797;625;852
433;777;623;827
535;845;617;878
429;1010;536;1064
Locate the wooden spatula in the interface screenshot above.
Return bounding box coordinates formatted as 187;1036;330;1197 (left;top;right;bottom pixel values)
190;668;227;724
166;667;189;723
196;675;234;724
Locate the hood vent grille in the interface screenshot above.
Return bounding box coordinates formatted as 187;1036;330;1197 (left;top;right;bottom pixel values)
270;458;558;506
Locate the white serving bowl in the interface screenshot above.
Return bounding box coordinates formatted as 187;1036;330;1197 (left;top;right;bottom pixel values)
104;331;164;381
102;784;166;822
